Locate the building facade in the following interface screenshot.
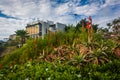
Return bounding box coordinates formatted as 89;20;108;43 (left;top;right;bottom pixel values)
26;20;66;38
9;34;16;40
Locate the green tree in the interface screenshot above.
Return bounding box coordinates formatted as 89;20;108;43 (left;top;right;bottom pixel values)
97;28;108;35
107;23;112;32
76;19;98;33
65;24;75;32
15;30;28;46
92;24;99;32
112;17;120;35
75;18;86;33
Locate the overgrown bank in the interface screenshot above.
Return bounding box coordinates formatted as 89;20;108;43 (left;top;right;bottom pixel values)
0;26;120;79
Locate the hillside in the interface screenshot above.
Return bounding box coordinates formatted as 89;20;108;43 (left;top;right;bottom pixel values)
0;46;17;57
0;29;120;79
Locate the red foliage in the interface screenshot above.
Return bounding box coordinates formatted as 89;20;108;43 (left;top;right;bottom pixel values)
0;64;2;70
86;21;91;29
115;48;120;57
86;16;92;29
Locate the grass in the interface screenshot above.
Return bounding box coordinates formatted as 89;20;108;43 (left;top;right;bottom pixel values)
0;28;120;79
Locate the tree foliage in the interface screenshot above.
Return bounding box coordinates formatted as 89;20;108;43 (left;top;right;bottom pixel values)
15;30;28;46
107;17;120;35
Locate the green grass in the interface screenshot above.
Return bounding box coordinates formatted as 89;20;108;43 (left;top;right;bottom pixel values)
0;29;120;79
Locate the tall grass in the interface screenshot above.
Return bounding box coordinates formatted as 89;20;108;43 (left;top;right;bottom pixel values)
1;27;120;66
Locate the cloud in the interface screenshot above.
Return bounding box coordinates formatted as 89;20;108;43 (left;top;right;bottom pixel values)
74;4;100;16
0;0;120;39
55;3;70;15
102;0;120;7
0;17;28;39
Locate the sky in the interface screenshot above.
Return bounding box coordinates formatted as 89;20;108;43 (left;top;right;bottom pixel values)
0;0;120;40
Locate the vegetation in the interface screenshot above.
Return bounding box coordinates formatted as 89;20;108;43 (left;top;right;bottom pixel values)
15;29;28;46
0;45;6;56
0;18;120;79
107;17;120;35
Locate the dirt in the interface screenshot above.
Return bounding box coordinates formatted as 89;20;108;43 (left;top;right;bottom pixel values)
0;46;17;57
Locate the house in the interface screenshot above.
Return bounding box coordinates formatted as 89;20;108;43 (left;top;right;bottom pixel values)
9;34;16;40
26;20;66;38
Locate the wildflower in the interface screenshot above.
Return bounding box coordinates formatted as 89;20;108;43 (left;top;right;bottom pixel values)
14;65;17;68
46;68;48;71
109;60;112;63
27;62;31;67
77;74;81;78
25;78;29;80
88;72;91;75
48;77;50;80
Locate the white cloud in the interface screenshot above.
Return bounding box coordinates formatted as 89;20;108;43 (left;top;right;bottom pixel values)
55;3;70;15
74;4;99;16
0;0;120;39
0;17;28;39
101;0;120;8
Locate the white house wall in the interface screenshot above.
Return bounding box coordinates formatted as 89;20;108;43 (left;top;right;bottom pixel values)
56;23;65;32
41;22;49;38
26;21;66;39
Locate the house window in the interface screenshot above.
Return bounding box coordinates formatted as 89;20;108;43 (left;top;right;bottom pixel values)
39;24;42;31
39;32;42;36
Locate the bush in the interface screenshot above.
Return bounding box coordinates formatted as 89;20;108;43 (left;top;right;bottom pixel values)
0;26;120;79
0;45;6;56
0;48;24;65
0;59;120;79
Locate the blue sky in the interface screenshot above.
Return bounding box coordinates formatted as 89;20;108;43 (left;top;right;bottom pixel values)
0;0;120;40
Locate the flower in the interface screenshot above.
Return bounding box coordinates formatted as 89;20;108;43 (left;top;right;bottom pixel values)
77;74;81;78
26;62;31;67
46;68;48;71
25;78;29;80
109;60;112;63
88;72;91;75
48;77;51;80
